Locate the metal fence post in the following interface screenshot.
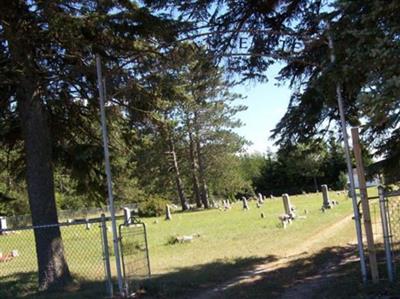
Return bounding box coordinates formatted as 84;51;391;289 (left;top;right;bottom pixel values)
327;27;367;283
96;55;124;294
101;214;114;297
378;186;394;282
143;223;152;278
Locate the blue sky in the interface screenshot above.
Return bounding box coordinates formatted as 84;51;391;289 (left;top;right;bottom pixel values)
233;63;291;154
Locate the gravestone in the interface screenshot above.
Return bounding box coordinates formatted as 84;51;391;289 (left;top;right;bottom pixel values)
321;184;332;209
223;200;231;210
85;218;91;230
258;193;264;204
165;205;172;220
123;207;132;225
0;217;7;234
242;197;249;210
282;194;295;218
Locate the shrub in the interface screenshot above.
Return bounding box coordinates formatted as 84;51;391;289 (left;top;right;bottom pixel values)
138;196;170;217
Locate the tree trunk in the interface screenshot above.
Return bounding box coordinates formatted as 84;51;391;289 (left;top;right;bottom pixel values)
19;95;72;291
193;112;209;208
166;134;190;211
187;118;202;208
4;4;72;290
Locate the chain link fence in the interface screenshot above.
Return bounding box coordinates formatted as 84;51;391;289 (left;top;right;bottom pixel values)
0;216;117;298
4;203;138;230
361;187;400;282
119;219;151;296
0;209;150;298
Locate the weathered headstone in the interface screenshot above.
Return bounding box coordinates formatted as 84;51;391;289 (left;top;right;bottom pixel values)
224;200;232;210
282;193;295;218
165;205;172;220
321;184;332;209
0;217;7;234
258;193;264;204
242;197;249;210
123;207;131;225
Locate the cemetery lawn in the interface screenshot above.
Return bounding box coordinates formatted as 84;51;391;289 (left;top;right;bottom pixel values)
141;191;360;298
1;191;369;298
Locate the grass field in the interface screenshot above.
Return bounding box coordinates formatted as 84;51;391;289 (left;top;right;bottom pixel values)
0;190;381;298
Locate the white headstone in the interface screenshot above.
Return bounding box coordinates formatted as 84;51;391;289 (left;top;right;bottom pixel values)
165;205;172;220
85;218;91;230
0;217;7;233
123;207;131;225
258;193;264;204
282;194;295;219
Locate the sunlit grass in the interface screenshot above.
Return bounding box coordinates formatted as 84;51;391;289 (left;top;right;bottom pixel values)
1;190;365;298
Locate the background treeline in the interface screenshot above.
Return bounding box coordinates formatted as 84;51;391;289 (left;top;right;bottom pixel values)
246;136;372;196
1;130;357;216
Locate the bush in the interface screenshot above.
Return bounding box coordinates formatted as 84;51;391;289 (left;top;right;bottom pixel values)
138;196;170;217
336;171;348;190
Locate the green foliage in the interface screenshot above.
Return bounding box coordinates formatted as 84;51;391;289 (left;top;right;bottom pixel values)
138;196;170;217
337;172;348;191
255;139;349;195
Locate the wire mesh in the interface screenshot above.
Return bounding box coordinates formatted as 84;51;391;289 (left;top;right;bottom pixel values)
364;190;400;281
119;221;151;294
0;219;110;297
4;203;137;229
386;195;400;264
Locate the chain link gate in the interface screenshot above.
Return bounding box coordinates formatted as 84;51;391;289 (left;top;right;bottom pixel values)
119;214;151;296
378;187;400;282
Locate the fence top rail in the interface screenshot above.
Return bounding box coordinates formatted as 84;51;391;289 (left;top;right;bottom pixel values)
385;189;400;198
368;189;400;201
0;215;124;233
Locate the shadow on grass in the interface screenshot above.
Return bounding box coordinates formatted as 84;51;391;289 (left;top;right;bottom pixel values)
142;245;400;299
0;272;108;299
3;245;400;299
142;255;278;298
